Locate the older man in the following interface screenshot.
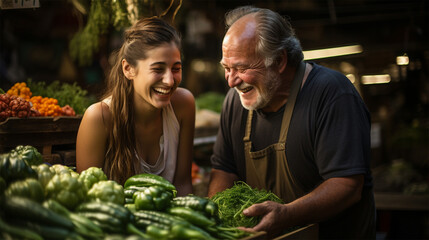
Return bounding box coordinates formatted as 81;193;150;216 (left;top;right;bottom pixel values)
208;6;376;239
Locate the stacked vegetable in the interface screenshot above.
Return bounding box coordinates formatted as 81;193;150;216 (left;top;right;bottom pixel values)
1;80;93;122
0;93;40;122
0;145;251;240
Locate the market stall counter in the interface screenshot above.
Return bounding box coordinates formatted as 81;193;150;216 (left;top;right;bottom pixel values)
0;116;82;165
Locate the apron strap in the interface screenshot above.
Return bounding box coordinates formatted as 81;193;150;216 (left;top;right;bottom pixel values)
243;110;253;142
278;61;306;143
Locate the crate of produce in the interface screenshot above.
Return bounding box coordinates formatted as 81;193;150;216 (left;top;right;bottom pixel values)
0;116;82;163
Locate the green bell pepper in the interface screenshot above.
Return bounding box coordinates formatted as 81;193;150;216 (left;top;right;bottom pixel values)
86;180;124;205
0;153;37;184
78;167;107;193
5;178;44;203
45;171;85;210
9;145;43;166
32;163;55;189
134;186;173;211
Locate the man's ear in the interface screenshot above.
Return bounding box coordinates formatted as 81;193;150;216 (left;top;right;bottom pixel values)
277;50;288;73
122;59;135;80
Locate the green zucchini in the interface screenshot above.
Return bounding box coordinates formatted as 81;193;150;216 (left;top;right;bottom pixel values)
171;223;216;240
171;195;209;212
133;210;185;227
2;196;74;230
75;201;132;223
6;218;77;240
124;173;176;193
0;217;43;240
167;207;216;228
79;211;123;227
43;199;104;238
134;218;170;230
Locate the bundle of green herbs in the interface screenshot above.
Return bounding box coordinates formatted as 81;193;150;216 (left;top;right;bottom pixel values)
210;181;283;228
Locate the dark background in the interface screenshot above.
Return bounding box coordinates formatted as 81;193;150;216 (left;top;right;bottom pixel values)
1;0;428;239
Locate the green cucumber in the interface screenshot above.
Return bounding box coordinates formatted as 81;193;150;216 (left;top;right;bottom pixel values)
75;201;132;223
133;210;185;227
2;196;74;230
171;195;209;212
0;217;43;240
124;173;176;193
167;207;216;228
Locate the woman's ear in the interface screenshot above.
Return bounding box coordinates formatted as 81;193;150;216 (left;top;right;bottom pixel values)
277;50;288;73
122;59;135;80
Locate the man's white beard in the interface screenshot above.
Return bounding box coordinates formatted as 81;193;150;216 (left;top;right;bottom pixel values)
240;69;281;110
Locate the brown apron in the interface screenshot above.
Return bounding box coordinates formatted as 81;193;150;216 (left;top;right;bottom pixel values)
244;62;306;203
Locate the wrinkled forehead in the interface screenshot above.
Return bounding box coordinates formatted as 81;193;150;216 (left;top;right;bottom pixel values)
222;15;259;61
223;14;257;46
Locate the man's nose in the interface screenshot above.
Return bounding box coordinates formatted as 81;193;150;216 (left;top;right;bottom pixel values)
226;70;241;88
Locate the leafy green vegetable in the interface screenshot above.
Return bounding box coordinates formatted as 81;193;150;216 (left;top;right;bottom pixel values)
26;79;94;115
69;0;175;66
195;92;225;113
210;181;283;228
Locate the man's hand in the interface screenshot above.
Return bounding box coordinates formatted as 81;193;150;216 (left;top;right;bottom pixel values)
238;175;364;238
239;201;289;238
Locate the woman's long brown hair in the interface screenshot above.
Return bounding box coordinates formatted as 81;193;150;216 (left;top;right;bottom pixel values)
102;17;181;185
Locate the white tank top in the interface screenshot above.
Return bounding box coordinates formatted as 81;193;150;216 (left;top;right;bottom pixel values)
102;98;180;183
137;103;179;183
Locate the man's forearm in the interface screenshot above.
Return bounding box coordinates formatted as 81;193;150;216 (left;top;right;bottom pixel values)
285;175;364;226
207;168;239;198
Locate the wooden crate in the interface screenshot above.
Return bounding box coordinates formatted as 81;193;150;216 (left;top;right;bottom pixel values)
0;116;82;164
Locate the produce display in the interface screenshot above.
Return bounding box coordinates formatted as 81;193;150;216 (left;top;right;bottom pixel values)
0;80;93;122
0;92;40;122
0;145;252;240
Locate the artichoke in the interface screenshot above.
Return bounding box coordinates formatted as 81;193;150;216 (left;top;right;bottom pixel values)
45;171;85;210
87;180;124;205
78;167;107;193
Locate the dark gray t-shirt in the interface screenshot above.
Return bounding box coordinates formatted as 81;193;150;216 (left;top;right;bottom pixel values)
211;62;376;239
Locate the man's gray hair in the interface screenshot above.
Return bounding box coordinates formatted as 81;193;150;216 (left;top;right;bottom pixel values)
225;6;304;68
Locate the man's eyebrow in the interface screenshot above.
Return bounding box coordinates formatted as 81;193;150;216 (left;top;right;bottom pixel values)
219;61;248;68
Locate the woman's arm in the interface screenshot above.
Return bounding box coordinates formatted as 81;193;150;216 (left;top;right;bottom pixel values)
171;88;195;196
76;102;110;173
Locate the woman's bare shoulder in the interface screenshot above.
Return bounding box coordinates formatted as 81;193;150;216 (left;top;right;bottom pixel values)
171;88;195;117
171;88;195;106
82;101;112;126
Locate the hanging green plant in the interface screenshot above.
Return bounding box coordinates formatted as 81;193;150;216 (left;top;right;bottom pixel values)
69;0;182;66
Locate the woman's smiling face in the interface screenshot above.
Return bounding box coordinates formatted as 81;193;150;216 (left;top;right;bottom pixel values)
125;42;182;109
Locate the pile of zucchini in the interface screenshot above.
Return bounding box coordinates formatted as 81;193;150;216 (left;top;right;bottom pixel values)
0;146;249;240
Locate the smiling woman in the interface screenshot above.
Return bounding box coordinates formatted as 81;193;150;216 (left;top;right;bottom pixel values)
75;17;195;197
